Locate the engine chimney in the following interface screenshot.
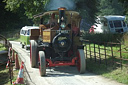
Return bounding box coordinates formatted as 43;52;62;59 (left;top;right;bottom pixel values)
58;7;66;26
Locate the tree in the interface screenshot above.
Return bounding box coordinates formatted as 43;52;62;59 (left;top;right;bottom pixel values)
76;0;99;27
4;0;49;18
119;0;128;15
3;0;99;30
0;0;32;32
4;0;98;20
97;0;124;16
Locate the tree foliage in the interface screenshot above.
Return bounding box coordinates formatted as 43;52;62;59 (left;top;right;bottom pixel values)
4;0;49;18
0;0;32;32
76;0;99;23
98;0;124;16
119;0;128;15
3;0;127;30
75;0;99;30
3;0;99;30
4;0;98;20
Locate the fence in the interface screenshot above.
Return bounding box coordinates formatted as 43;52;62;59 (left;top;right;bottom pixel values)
7;47;30;85
83;40;128;69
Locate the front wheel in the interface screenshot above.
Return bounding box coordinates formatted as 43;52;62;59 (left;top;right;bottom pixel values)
77;49;86;74
22;44;24;48
38;51;46;76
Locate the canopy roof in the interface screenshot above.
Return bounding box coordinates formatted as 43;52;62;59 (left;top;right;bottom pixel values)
21;26;39;30
99;15;125;21
33;10;80;18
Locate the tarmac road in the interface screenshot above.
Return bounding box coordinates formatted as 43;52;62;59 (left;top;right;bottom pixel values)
10;41;125;85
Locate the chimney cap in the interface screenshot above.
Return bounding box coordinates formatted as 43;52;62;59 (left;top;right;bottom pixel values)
58;7;66;10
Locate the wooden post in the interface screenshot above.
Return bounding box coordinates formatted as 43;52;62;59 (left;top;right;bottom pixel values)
94;43;96;62
89;42;92;60
98;44;101;64
111;43;114;68
104;43;107;66
120;43;122;70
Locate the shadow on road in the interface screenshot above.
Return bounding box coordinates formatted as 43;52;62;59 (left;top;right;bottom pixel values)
45;66;89;77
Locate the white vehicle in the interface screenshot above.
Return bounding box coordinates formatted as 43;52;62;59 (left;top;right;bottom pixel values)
20;26;39;50
93;15;128;33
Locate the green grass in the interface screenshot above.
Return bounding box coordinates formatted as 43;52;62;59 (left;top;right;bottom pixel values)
103;67;128;84
0;63;21;85
83;32;128;84
82;32;123;43
0;44;7;51
0;29;22;85
1;28;20;41
86;59;128;84
85;43;128;63
85;39;128;84
7;37;20;41
0;65;10;85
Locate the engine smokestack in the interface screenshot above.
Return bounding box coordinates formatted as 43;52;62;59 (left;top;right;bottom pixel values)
58;7;66;26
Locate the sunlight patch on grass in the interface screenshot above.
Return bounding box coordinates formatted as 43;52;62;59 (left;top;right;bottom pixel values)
0;44;6;51
7;38;20;41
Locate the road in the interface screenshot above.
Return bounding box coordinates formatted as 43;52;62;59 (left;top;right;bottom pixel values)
10;41;125;85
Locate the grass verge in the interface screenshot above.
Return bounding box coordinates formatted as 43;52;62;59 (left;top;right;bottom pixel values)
83;32;128;84
0;62;22;85
1;28;20;42
84;36;128;84
0;64;9;85
0;44;7;51
86;59;128;84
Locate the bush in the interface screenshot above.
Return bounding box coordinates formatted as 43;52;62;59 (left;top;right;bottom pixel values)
82;32;124;43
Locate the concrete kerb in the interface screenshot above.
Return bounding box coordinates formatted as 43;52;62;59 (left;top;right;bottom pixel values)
12;47;35;85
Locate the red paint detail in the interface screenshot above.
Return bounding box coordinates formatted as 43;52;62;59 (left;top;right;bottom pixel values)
76;50;80;72
43;48;45;50
46;57;78;67
15;53;20;69
68;50;73;57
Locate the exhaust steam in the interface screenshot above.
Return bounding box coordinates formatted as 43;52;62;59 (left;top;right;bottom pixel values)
45;0;76;11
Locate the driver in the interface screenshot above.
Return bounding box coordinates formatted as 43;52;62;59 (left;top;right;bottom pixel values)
48;13;58;28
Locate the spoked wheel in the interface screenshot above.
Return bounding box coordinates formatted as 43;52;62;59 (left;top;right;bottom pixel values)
30;40;37;68
38;51;46;76
77;49;86;74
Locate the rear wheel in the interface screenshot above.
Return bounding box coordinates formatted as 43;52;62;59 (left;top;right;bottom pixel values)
77;49;86;74
38;51;46;76
25;46;29;50
30;40;37;68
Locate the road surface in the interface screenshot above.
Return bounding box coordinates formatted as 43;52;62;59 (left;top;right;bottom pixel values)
10;41;125;85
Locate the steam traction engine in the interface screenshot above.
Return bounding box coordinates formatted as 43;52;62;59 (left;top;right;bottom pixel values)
30;8;86;76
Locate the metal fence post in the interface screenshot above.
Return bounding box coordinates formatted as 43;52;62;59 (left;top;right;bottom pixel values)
94;43;96;62
111;43;114;68
104;42;107;66
86;44;87;59
98;44;101;64
89;42;92;60
120;43;122;70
